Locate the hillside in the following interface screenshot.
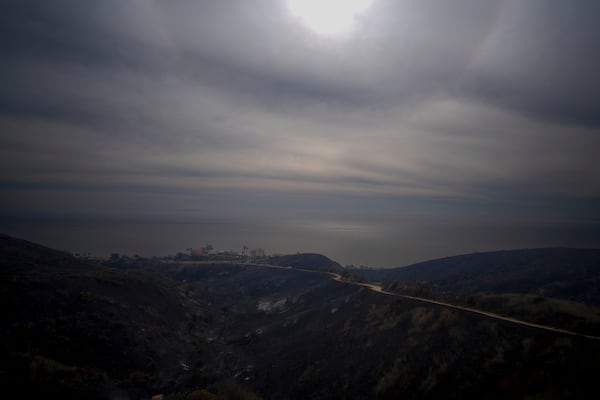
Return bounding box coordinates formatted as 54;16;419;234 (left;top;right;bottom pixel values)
0;236;209;399
355;248;600;336
0;234;76;268
3;236;600;399
358;248;600;304
266;253;344;273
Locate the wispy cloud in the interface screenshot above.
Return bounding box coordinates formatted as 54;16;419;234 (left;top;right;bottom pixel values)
1;0;599;265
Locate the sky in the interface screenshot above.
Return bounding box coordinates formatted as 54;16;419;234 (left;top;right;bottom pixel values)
1;0;600;267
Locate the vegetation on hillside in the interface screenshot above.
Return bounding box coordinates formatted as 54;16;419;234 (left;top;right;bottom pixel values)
2;236;600;399
359;248;600;304
266;253;344;273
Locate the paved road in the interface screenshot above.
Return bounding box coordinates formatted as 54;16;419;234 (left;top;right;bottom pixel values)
327;272;600;341
196;261;600;341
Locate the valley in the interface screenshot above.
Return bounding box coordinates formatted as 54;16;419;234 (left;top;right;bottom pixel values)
2;235;600;399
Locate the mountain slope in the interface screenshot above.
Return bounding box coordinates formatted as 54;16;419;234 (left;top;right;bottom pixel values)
0;236;207;399
266;253;343;273
0;233;75;269
359;248;600;304
3;237;600;399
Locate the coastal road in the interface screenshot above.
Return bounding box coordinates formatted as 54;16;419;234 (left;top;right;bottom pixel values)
226;262;600;340
327;272;600;341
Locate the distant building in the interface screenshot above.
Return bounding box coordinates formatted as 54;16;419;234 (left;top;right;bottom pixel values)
190;248;205;256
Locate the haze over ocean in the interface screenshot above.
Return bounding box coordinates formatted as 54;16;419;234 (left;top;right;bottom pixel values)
2;1;600;266
2;218;597;268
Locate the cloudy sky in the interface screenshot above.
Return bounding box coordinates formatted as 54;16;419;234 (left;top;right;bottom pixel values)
1;0;600;266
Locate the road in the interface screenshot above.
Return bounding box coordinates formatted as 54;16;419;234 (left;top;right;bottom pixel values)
327;272;600;341
197;261;600;340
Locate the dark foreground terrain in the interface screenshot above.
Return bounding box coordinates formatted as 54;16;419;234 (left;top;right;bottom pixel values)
357;248;600;336
2;235;600;399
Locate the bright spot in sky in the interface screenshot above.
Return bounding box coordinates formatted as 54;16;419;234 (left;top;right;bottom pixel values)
287;0;373;35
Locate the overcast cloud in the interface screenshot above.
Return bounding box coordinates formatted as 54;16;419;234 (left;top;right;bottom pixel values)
1;0;599;266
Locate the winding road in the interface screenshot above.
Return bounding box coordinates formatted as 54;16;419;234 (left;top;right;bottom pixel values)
327;272;600;341
236;262;600;340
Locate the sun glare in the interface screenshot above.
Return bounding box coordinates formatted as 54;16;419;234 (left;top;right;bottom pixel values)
287;0;373;35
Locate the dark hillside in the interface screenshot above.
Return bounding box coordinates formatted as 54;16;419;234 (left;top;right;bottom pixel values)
3;237;600;399
0;234;76;269
267;253;343;273
0;236;206;399
153;261;600;400
359;248;600;304
151;262;330;300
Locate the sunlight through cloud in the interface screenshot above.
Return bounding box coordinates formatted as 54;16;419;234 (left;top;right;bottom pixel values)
287;0;373;35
